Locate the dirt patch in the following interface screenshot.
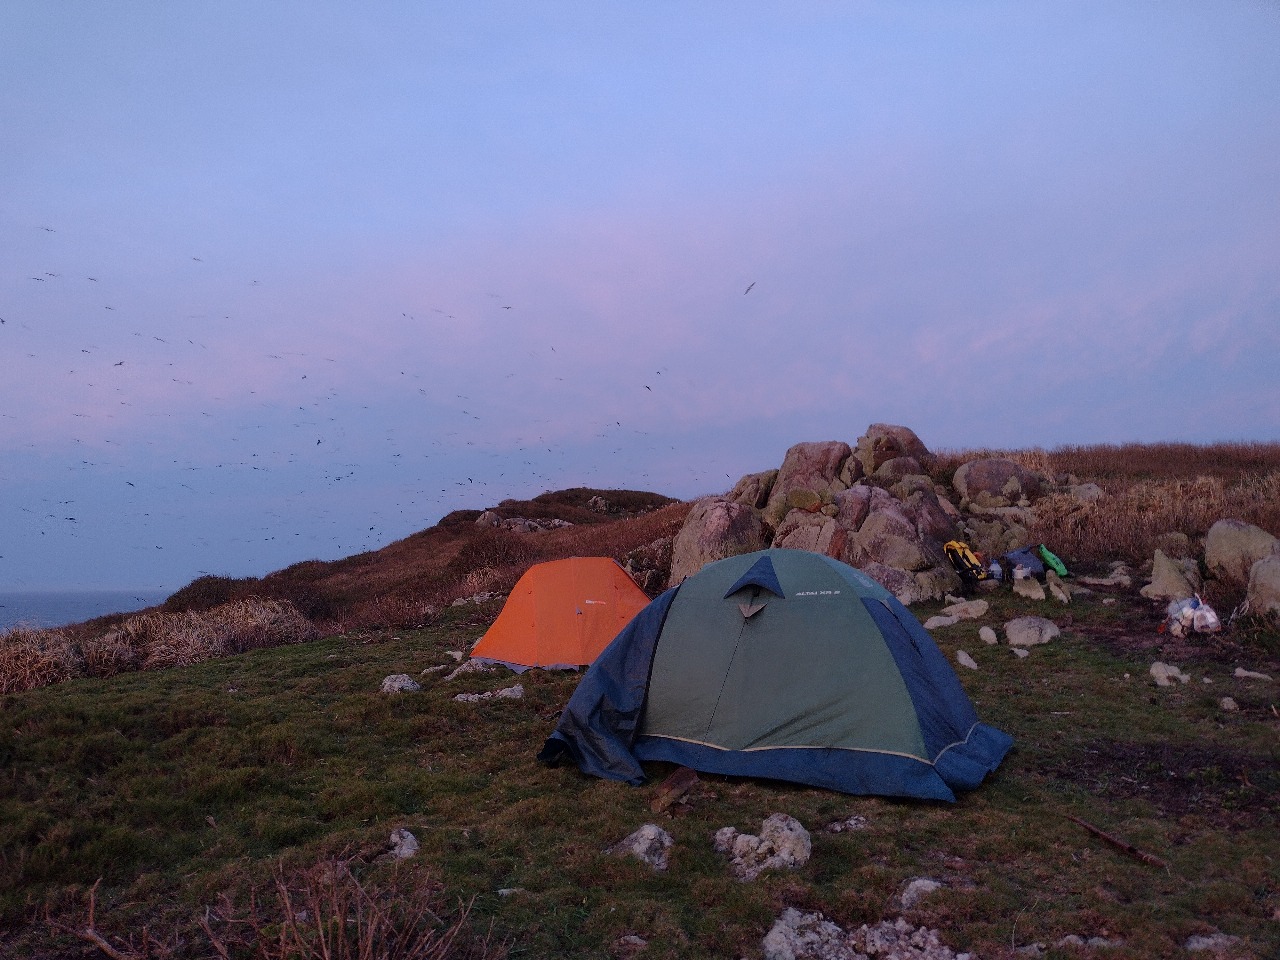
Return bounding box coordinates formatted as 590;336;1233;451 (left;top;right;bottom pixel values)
1046;738;1280;819
1077;601;1280;673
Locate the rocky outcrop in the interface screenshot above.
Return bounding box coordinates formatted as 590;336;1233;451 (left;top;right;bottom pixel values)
1205;519;1280;587
668;497;768;586
764;441;855;526
674;428;965;603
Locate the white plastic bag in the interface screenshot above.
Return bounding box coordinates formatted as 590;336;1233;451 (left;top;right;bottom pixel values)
1164;595;1221;635
1192;602;1221;633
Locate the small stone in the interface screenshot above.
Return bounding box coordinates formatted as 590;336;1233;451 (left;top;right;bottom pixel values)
444;659;494;681
824;815;868;833
940;599;989;620
762;909;856;960
1184;933;1243;953
1012;648;1030;659
380;674;421;694
1234;667;1273;681
718;814;811;882
956;650;978;670
1013;577;1047;600
1150;662;1191;687
608;824;674;872
924;615;960;630
1101;597;1117;605
453;683;524;703
1220;697;1239;712
979;625;998;645
389;827;419;859
900;877;943;909
1005;616;1060;647
496;887;525;897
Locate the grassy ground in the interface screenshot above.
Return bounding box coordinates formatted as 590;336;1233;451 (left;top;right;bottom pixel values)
2;584;1277;959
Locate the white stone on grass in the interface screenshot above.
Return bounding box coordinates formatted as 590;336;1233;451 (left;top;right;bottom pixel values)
608;824;674;872
380;674;421;694
1005;616;1060;647
453;683;524;703
1150;662;1190;687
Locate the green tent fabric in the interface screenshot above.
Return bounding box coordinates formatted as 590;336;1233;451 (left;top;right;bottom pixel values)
540;548;1013;801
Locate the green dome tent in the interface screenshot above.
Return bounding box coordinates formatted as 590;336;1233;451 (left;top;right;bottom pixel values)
539;548;1012;801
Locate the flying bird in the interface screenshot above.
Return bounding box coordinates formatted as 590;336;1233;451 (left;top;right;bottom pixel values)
744;282;756;294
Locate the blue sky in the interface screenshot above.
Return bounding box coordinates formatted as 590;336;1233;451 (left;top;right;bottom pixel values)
3;2;1278;591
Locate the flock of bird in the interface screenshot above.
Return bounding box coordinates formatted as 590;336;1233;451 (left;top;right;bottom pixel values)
3;224;754;589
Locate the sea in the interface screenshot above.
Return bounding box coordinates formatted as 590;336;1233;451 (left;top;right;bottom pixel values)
0;590;172;632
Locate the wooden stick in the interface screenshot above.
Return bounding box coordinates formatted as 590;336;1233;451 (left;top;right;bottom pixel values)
72;927;142;960
1066;814;1169;870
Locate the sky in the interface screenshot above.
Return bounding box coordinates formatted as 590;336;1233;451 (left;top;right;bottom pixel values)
3;2;1278;592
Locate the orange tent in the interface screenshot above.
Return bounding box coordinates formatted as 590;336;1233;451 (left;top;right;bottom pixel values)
470;557;650;671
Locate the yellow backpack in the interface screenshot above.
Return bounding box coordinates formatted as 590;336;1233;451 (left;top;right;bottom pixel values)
944;540;987;583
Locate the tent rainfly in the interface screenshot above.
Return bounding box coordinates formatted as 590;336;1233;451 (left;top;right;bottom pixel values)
539;548;1013;801
469;557;651;672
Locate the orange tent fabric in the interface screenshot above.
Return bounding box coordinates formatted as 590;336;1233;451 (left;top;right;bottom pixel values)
470;557;650;670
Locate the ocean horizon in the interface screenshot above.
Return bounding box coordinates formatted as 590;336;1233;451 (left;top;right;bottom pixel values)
0;589;172;632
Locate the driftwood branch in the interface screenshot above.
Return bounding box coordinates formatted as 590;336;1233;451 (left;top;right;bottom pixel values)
1066;814;1169;870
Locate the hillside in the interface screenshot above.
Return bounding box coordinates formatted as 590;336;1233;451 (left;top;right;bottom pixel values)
3;443;1280;959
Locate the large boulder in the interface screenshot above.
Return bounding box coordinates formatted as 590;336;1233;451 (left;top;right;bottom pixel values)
1205;519;1280;587
669;497;768;586
850;510;933;571
764;441;855;526
772;510;843;557
728;469;777;510
953;458;1044;505
1246;554;1280;616
898;487;960;544
853;424;932;476
1139;549;1201;601
837;487;959;602
872;456;923;482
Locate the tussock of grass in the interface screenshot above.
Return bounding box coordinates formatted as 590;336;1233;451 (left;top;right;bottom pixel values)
199;857;507;960
0;598;317;694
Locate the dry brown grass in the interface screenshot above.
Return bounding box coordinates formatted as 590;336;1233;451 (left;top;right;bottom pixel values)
0;626;79;694
1029;473;1280;569
200;857;507;960
930;442;1280;574
0;598;317;694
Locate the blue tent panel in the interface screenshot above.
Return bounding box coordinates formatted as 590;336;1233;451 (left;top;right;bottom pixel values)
722;554;786;599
